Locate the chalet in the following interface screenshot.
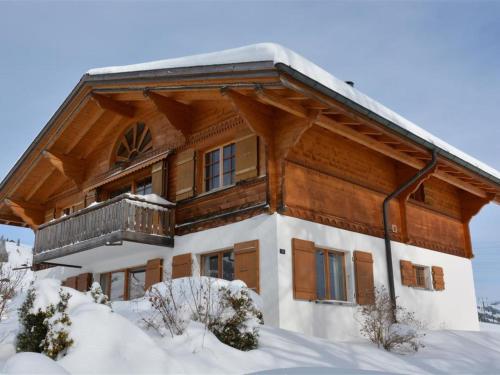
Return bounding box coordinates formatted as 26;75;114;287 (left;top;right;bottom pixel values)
0;44;499;340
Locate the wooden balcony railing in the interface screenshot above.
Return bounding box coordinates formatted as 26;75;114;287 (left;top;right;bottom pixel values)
34;194;175;258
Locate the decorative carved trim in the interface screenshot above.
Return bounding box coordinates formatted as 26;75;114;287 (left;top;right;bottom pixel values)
178;115;244;151
284;206;466;258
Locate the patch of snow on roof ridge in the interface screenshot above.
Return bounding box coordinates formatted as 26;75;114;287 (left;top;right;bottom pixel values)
87;43;500;181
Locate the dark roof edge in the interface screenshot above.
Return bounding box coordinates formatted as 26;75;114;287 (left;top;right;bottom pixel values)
275;62;500;187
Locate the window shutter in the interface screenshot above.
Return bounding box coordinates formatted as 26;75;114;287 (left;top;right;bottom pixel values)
65;276;78;289
145;258;163;290
234;240;260;293
432;266;445;291
235;128;258;182
172;253;192;279
76;273;92;292
400;260;416;287
151;160;166;196
175;149;195;201
292;238;316;300
354;251;375;305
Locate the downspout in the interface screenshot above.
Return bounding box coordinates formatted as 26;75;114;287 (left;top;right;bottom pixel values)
383;149;438;307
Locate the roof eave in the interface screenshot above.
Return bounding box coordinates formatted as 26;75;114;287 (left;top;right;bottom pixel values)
275;62;500;189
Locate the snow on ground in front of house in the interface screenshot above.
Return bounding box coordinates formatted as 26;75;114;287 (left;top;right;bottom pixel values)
2;278;500;374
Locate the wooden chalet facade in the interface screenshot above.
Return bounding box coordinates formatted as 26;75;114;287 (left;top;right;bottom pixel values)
0;44;498;339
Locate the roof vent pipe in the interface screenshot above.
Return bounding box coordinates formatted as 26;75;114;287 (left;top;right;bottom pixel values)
345;81;354;87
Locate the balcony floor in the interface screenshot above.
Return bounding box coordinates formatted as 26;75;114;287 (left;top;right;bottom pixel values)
34;230;173;265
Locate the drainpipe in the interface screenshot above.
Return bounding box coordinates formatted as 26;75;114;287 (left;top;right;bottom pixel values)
383;149;438;307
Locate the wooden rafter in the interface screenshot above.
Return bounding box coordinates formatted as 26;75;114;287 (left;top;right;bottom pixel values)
144;90;192;137
4;199;44;229
25;167;57;201
64;106;105;154
82;115;126;159
43;150;85;187
90;92;136;118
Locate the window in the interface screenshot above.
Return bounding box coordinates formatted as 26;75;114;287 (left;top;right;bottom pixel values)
413;265;430;289
102;265;147;301
115;123;153;166
128;268;146;300
110;185;132;199
315;249;347;301
109;271;126;301
136;177;152;196
201;250;235;281
204;143;236;192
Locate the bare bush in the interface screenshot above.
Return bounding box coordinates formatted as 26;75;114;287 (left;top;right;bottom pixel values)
0;262;26;322
357;286;425;353
145;277;262;350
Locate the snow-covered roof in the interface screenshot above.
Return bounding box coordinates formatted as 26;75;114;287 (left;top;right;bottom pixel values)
88;43;500;183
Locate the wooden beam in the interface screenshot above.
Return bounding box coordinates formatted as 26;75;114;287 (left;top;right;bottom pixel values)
42;151;85;187
90;92;135;118
255;88;310;118
144;90;192;137
315;115;488;198
221;88;273;142
82;115;127;159
64;105;105;154
4;199;44;229
25;167;57;201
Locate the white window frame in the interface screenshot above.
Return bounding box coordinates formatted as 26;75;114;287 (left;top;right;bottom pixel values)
203;142;236;193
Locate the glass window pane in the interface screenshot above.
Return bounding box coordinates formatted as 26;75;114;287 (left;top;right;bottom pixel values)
316;250;326;299
203;255;219;278
329;253;346;301
222;251;234;281
223;173;233;186
128;269;146;300
110;272;125;301
99;274;109;296
213;149;220;162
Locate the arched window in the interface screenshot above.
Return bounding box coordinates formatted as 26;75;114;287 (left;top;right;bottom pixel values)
115;123;153;165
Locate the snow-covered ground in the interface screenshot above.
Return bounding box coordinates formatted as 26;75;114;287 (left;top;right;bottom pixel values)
2;277;500;374
2;244;500;374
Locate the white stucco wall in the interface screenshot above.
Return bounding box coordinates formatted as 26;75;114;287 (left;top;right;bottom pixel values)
275;215;479;341
36;212;479;339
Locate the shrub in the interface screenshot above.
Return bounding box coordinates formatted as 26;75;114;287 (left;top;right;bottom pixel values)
88;282;110;306
16;288;48;353
357;286;424;353
16;287;74;359
208;286;262;351
42;290;74;359
146;277;263;351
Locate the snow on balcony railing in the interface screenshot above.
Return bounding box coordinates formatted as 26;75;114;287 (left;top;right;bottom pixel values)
34;194;175;254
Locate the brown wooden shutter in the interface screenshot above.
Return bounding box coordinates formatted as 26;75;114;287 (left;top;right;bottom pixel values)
76;273;92;292
145;258;163;290
235;128;258;182
85;189;98;207
400;260;417;287
234;240;260;293
292;238;316;300
172;253;192;279
432;266;445;291
175;149;195;201
65;276;78;289
353;251;375;305
151;160;166;196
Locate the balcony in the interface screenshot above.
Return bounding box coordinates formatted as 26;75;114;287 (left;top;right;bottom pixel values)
34;194;175;263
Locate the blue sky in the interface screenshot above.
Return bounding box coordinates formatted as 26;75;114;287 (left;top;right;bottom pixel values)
0;1;498;301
